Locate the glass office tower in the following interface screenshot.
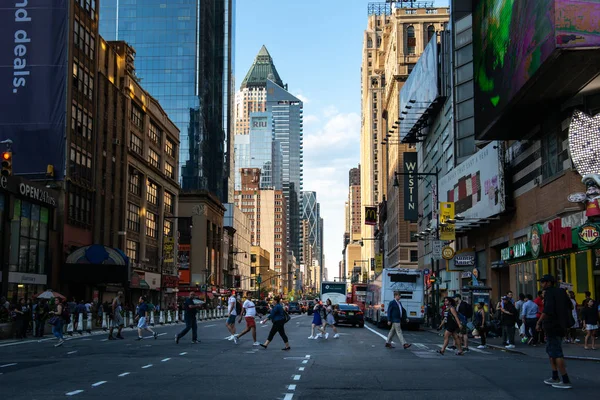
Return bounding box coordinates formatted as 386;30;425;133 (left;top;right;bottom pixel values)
100;0;235;202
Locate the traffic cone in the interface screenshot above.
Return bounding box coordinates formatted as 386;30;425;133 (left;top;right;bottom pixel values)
159;310;165;325
85;313;92;333
77;313;84;335
101;313;108;330
150;311;155;326
167;311;172;324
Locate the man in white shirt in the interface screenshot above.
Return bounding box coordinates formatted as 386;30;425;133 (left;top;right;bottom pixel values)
236;295;260;346
225;292;238;343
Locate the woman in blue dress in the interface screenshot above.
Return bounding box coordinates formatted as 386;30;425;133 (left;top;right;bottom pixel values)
308;299;324;339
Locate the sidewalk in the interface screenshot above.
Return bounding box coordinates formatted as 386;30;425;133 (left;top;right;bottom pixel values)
426;329;600;362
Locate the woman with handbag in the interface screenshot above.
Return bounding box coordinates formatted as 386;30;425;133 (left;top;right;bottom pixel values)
259;296;290;351
49;298;66;347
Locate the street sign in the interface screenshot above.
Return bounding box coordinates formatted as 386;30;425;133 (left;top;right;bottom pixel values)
423;268;430;275
432;240;443;260
442;246;455;260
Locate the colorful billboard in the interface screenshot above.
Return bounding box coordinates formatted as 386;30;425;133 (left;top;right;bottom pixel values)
438;141;505;220
398;36;439;138
474;0;600;135
0;0;68;179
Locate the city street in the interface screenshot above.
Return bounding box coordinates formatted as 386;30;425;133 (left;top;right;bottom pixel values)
1;315;599;399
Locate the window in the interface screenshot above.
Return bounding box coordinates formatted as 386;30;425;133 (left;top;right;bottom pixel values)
146;212;157;238
130;132;142;155
406;26;416;54
165;138;175;158
146;180;158;205
164;219;173;237
69;144;92;181
127;202;140;232
13;200;49;274
129;169;141;195
410;250;418;262
410;231;418;242
427;25;436;42
71;102;92;140
67;189;92;225
149;121;161;144
148;148;160;169
126;239;139;262
165;162;175;180
164;191;174;213
541;129;567;181
131;104;143;129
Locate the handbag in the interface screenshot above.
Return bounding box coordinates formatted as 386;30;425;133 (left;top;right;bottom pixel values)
283;311;291;324
48;316;59;326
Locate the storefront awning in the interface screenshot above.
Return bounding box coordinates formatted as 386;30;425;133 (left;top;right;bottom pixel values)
63;245;129;284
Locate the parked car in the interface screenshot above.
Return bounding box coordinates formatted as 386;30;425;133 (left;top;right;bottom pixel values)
255;300;269;316
334;303;364;328
307;301;315;315
288;301;302;314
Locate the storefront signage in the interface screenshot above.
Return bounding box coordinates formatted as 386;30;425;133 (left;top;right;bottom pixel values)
455;254;475;267
542;219;573;253
7;272;47;285
501;242;531;261
578;223;600;246
163;275;179;288
442;246;455;260
530;224;543;258
447;249;475;270
145;272;161;291
0;176;57;206
440;202;456;241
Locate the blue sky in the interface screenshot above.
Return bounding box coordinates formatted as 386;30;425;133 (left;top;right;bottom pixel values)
235;0;448;280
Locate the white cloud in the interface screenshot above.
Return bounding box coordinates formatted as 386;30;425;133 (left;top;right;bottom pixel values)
303;114;320;125
303;112;360;157
295;93;310;104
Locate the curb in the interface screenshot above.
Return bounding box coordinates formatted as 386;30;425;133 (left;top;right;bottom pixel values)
424;329;600;362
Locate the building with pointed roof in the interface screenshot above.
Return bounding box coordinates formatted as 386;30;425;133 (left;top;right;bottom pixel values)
241;45;284;89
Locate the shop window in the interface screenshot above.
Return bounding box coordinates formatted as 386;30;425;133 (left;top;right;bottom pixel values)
13;200;49;275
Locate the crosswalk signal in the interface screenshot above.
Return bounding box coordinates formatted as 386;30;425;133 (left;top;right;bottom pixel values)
1;151;12;176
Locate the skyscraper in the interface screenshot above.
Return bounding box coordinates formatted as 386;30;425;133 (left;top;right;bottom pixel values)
100;0;235;202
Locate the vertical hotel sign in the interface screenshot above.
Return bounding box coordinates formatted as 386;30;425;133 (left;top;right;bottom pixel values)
403;152;418;221
0;0;69;179
440;202;455;240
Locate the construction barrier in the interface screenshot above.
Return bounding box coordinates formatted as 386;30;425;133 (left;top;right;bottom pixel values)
150;311;155;326
85;313;92;333
77;313;84;334
167;311;173;323
159;311;165;325
101;314;108;330
128;311;134;329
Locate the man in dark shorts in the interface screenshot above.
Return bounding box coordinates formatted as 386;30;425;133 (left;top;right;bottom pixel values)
536;275;573;389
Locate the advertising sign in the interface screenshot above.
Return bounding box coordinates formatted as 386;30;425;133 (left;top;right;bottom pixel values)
439;141;505;220
432;240;443;260
0;0;69;179
448;249;476;271
403;152;418;221
578;223;600;247
375;254;383;274
399;36;439;136
364;206;377;226
439;202;455;241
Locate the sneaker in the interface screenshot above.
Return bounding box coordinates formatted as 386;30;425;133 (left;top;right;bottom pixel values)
154;332;158;340
308;336;315;339
505;344;516;349
551;382;572;389
191;340;200;344
54;339;64;347
477;345;486;349
317;333;323;338
253;342;261;346
325;333;329;340
385;342;394;348
333;334;340;339
227;335;234;341
175;335;179;344
544;378;561;386
403;343;412;349
233;336;238;344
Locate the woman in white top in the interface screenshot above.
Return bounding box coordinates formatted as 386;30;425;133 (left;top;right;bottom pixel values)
567;291;579;343
322;299;340;339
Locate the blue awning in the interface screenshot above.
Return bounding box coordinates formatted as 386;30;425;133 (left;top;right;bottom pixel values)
66;245;128;266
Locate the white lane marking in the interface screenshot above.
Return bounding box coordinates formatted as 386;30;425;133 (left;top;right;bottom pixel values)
298;367;305;371
161;358;171;362
305;355;310;359
118;372;130;377
0;363;17;368
65;390;84;396
302;360;308;364
283;394;294;400
204;324;216;327
67;351;78;355
143;333;166;340
288;384;296;391
364;325;388;341
91;381;107;387
293;375;301;381
141;364;153;369
179;352;187;355
413;343;429;350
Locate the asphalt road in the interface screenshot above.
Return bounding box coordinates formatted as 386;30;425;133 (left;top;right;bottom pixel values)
1;314;599;399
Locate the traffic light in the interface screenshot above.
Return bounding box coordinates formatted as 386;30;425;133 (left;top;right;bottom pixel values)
1;151;12;176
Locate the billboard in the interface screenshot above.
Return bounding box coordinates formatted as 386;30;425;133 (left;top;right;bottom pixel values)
0;0;68;179
473;0;600;135
439;141;505;220
403;152;418;221
364;206;377;226
398;36;439;137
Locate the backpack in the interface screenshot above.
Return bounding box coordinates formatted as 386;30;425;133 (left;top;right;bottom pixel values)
235;300;242;315
456;311;467;326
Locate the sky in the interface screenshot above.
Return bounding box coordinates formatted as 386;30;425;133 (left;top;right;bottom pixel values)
235;0;448;280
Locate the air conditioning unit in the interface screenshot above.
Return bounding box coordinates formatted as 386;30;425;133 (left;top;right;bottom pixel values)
113;139;121;145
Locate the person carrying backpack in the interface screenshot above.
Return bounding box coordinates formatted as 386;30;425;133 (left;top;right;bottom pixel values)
454;295;471;352
500;296;517;348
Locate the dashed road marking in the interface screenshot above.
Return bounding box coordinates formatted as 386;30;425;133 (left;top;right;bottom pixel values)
65;390;84;396
0;363;17;368
100;339;109;342
305;355;310;359
298;367;305;371
293;375;301;381
161;358;171;362
118;372;130;377
91;381;107;387
204;324;216;327
288;384;296;391
283;394;294;400
141;364;153;369
179;352;187;355
302;360;308;364
67;351;78;355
